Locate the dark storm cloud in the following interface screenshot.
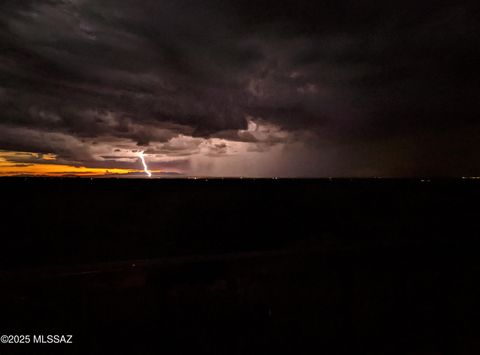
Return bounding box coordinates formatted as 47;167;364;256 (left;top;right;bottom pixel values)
1;0;480;175
0;0;255;139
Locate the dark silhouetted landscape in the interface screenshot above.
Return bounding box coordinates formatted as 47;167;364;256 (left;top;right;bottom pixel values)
1;178;480;354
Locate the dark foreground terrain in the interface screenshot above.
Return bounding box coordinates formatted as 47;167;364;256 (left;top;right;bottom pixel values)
1;178;480;354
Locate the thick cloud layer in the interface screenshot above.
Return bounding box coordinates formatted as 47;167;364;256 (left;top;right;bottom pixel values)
1;0;479;176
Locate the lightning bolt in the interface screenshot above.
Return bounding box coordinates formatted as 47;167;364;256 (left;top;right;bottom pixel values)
139;151;152;178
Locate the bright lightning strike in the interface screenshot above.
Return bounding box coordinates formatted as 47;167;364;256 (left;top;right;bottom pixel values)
139;151;152;178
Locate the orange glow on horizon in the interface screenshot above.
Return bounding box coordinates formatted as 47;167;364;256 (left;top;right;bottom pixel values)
0;161;139;176
0;150;144;177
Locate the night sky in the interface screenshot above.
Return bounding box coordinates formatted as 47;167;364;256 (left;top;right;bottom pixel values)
0;0;479;177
